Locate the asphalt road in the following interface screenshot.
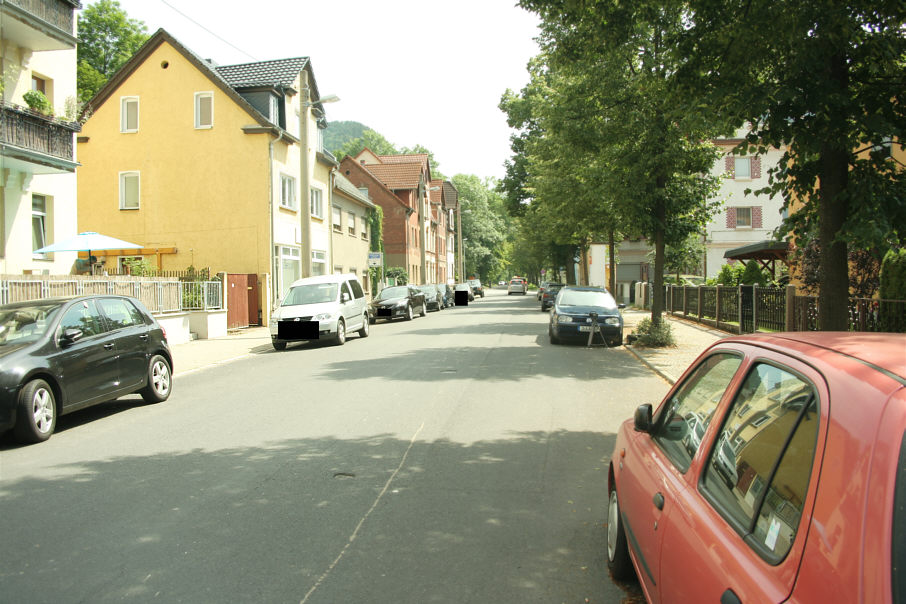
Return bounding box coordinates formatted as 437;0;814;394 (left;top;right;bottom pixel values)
0;288;668;603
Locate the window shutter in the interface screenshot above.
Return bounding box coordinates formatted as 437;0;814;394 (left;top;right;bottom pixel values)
724;155;735;178
726;209;737;229
753;206;763;228
752;156;762;179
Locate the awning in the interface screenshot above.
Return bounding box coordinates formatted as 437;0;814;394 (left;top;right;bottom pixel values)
724;240;790;273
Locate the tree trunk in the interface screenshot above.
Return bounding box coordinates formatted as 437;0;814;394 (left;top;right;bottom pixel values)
651;196;666;326
609;230;617;295
817;51;851;331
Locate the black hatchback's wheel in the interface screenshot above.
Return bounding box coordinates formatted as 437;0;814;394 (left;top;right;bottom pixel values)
405;304;413;321
140;355;172;403
272;340;287;351
419;302;427;317
607;481;633;580
14;379;56;443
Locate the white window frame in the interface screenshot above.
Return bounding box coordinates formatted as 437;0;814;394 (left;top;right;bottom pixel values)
269;95;280;125
119;171;140;210
32;194;48;258
311;250;327;276
735;206;752;228
120;96;139;133
195;92;213;129
734;157;751;180
310;188;323;219
280;174;297;211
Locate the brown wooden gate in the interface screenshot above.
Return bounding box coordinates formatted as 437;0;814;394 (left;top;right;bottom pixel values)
226;274;259;329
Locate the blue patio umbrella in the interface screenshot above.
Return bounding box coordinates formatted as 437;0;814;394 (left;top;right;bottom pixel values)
35;231;143;272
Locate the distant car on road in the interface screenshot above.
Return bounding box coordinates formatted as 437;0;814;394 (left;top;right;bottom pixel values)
607;332;906;604
369;285;427;322
540;283;563;310
454;283;474;303
468;279;484;298
436;283;454;308
498;280;506;286
0;295;172;444
417;284;443;312
537;280;551;300
507;278;527;295
548;286;623;346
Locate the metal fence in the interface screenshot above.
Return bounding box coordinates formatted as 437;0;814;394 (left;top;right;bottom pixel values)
640;282;906;334
0;277;223;315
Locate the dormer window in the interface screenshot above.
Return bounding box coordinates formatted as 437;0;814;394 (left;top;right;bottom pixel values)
269;95;280;125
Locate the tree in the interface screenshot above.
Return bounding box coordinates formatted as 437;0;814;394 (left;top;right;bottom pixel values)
77;0;149;103
453;174;511;284
334;129;399;160
513;0;724;326
677;0;906;329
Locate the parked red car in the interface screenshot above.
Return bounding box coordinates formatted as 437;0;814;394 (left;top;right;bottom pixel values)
608;332;905;604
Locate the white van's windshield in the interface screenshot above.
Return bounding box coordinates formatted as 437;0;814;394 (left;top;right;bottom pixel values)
282;283;339;306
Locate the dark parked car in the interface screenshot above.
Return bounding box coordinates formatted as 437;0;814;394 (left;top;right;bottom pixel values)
454;283;474;303
607;333;906;604
417;284;443;311
0;295;172;444
548;286;624;346
468;279;484;298
436;283;454;309
369;285;427;322
540;283;563;310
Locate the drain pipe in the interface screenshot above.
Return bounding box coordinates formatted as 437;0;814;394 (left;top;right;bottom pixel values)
268;128;285;312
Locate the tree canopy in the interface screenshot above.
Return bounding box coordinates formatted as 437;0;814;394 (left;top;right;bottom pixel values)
77;0;149;103
675;0;906;329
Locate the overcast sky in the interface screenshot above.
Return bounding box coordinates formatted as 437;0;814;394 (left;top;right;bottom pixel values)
91;0;541;180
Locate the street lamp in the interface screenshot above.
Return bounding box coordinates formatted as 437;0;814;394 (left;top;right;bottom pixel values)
305;94;340;107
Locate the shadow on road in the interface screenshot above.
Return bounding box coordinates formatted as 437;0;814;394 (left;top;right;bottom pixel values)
0;430;642;603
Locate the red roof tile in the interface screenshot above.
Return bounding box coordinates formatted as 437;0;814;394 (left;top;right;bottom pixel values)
365;163;423;189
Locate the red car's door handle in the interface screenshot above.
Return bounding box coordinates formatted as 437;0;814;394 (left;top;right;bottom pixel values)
653;492;664;510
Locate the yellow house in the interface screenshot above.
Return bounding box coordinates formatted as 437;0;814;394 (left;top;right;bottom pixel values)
77;29;335;325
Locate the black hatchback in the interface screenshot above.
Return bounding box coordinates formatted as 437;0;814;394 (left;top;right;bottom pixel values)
0;295;172;444
548;286;624;346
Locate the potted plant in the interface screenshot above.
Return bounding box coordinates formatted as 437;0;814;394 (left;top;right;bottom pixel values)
23;90;54;116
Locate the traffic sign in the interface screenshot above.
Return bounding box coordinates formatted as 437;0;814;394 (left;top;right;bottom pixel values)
368;252;383;267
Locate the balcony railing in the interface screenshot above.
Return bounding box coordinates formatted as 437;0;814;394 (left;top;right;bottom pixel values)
0;101;80;165
5;0;77;35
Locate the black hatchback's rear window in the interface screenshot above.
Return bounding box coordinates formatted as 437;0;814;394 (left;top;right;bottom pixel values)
893;429;905;604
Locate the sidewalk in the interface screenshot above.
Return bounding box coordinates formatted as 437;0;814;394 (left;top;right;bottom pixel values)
167;311;731;383
169;326;272;376
621;309;730;384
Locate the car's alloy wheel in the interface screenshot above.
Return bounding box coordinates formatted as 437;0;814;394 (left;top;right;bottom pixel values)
335;319;346;345
420;302;427;317
141;355;172;403
607;483;633;580
405;305;413;321
14;379;56;443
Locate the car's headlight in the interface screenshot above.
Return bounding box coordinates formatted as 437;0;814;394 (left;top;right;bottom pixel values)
558;315;574;323
604;317;621;326
394;300;409;308
314;312;333;321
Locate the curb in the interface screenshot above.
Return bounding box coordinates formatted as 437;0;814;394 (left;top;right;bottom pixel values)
623;345;678;385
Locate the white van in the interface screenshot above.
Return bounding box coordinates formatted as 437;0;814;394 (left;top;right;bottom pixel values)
269;273;369;350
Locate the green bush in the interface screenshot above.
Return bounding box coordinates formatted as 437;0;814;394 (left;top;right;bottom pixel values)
715;263;745;286
740;260;769;286
880;248;906;300
23;90;53;115
633;317;675;347
385;266;408;285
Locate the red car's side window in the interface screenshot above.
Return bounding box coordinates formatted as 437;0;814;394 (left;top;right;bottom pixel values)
700;362;819;564
651;353;742;472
